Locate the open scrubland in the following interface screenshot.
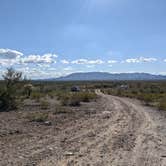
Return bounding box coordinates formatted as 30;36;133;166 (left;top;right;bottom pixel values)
1;73;166;165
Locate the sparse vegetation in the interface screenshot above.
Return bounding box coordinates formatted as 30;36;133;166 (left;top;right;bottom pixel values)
40;100;50;110
101;81;166;111
26;112;48;122
158;98;166;111
30;91;43;101
58;91;97;106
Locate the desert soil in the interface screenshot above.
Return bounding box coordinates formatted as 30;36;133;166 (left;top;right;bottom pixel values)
1;91;166;166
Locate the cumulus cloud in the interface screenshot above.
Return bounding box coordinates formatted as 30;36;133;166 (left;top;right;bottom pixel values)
0;49;59;67
61;59;70;64
0;48;23;59
21;53;58;64
164;59;166;62
0;59;16;66
125;57;157;63
71;59;104;65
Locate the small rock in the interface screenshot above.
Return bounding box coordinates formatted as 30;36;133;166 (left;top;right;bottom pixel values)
87;132;96;137
161;155;166;158
102;111;110;114
78;154;83;157
44;121;52;126
64;152;75;156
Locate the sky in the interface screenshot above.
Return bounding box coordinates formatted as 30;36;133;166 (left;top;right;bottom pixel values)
0;0;166;79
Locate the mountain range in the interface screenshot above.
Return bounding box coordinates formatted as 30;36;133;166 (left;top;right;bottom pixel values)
48;72;166;81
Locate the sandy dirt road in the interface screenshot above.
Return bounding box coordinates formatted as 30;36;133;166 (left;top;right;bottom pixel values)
1;91;166;166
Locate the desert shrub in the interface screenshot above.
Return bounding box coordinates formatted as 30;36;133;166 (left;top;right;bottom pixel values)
40;100;50;109
158;98;166;111
77;92;97;102
60;94;80;106
0;92;18;111
0;68;23;111
59;91;97;107
30;92;43;101
68;96;81;106
26;112;48;122
60;94;70;106
47;91;56;99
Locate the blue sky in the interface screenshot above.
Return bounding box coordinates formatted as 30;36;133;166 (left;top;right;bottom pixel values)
0;0;166;79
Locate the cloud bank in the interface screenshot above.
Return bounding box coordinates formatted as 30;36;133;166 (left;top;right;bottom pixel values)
125;57;157;63
0;48;23;59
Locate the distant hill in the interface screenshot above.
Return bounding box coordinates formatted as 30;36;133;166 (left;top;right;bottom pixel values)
50;72;166;81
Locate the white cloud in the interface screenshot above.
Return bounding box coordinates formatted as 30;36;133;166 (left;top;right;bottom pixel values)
0;59;16;66
64;66;73;71
159;72;166;75
61;59;70;64
37;64;51;68
164;59;166;62
125;57;157;63
21;53;58;64
71;59;104;65
0;48;23;59
86;65;95;68
107;60;118;64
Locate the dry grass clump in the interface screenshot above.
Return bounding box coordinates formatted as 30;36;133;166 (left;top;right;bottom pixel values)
30;92;44;101
158;98;166;111
26;112;48;122
40;100;50;110
53;106;71;114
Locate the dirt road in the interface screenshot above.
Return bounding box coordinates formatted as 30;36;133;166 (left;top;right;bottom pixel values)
1;91;166;166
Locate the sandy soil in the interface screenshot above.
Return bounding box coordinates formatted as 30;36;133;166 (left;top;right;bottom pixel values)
1;91;166;166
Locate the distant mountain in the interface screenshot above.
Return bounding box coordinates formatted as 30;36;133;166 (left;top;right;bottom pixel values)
51;72;166;81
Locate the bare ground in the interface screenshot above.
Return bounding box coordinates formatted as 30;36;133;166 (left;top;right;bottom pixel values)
1;91;166;166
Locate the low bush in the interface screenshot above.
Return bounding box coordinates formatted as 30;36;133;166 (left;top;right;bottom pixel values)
30;92;43;101
40;100;50;110
60;94;80;106
59;91;97;107
158;98;166;111
77;92;97;102
0;92;18;111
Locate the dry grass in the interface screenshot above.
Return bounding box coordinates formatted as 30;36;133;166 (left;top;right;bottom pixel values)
26;112;48;122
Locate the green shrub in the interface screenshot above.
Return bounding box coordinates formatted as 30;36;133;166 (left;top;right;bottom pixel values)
0;68;23;111
0;92;17;111
30;92;43;101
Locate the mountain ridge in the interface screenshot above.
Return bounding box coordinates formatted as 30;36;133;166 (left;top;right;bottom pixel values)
47;72;166;81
